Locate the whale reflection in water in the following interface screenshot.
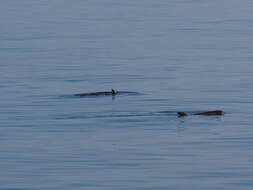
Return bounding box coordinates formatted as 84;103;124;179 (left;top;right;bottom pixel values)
74;88;141;97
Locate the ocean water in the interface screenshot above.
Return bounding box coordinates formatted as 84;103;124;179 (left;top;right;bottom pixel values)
1;0;253;189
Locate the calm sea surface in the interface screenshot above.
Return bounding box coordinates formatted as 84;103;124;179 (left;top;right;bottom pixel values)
1;0;253;189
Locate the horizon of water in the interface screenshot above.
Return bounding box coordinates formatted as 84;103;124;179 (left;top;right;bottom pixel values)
1;0;253;190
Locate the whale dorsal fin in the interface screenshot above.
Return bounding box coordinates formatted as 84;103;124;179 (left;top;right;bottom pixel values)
177;112;188;117
111;88;117;95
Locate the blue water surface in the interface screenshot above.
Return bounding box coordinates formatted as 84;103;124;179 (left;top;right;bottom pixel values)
1;0;253;189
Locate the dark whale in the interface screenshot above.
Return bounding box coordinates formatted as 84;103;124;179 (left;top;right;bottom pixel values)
177;110;224;117
74;89;140;97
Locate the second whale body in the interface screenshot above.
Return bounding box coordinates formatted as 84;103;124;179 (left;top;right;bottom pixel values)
177;110;224;117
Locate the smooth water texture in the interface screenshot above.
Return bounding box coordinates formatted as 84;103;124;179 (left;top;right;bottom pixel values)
1;0;253;189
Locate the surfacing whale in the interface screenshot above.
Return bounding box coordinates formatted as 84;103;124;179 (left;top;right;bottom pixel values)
177;110;224;117
74;88;140;97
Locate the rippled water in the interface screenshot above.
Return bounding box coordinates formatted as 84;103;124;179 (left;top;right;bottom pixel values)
1;0;253;189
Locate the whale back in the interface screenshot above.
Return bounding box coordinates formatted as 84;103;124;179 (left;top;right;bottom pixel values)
177;110;224;117
194;110;224;116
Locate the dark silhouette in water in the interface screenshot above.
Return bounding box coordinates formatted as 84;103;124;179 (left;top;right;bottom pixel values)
177;110;224;117
74;88;140;97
